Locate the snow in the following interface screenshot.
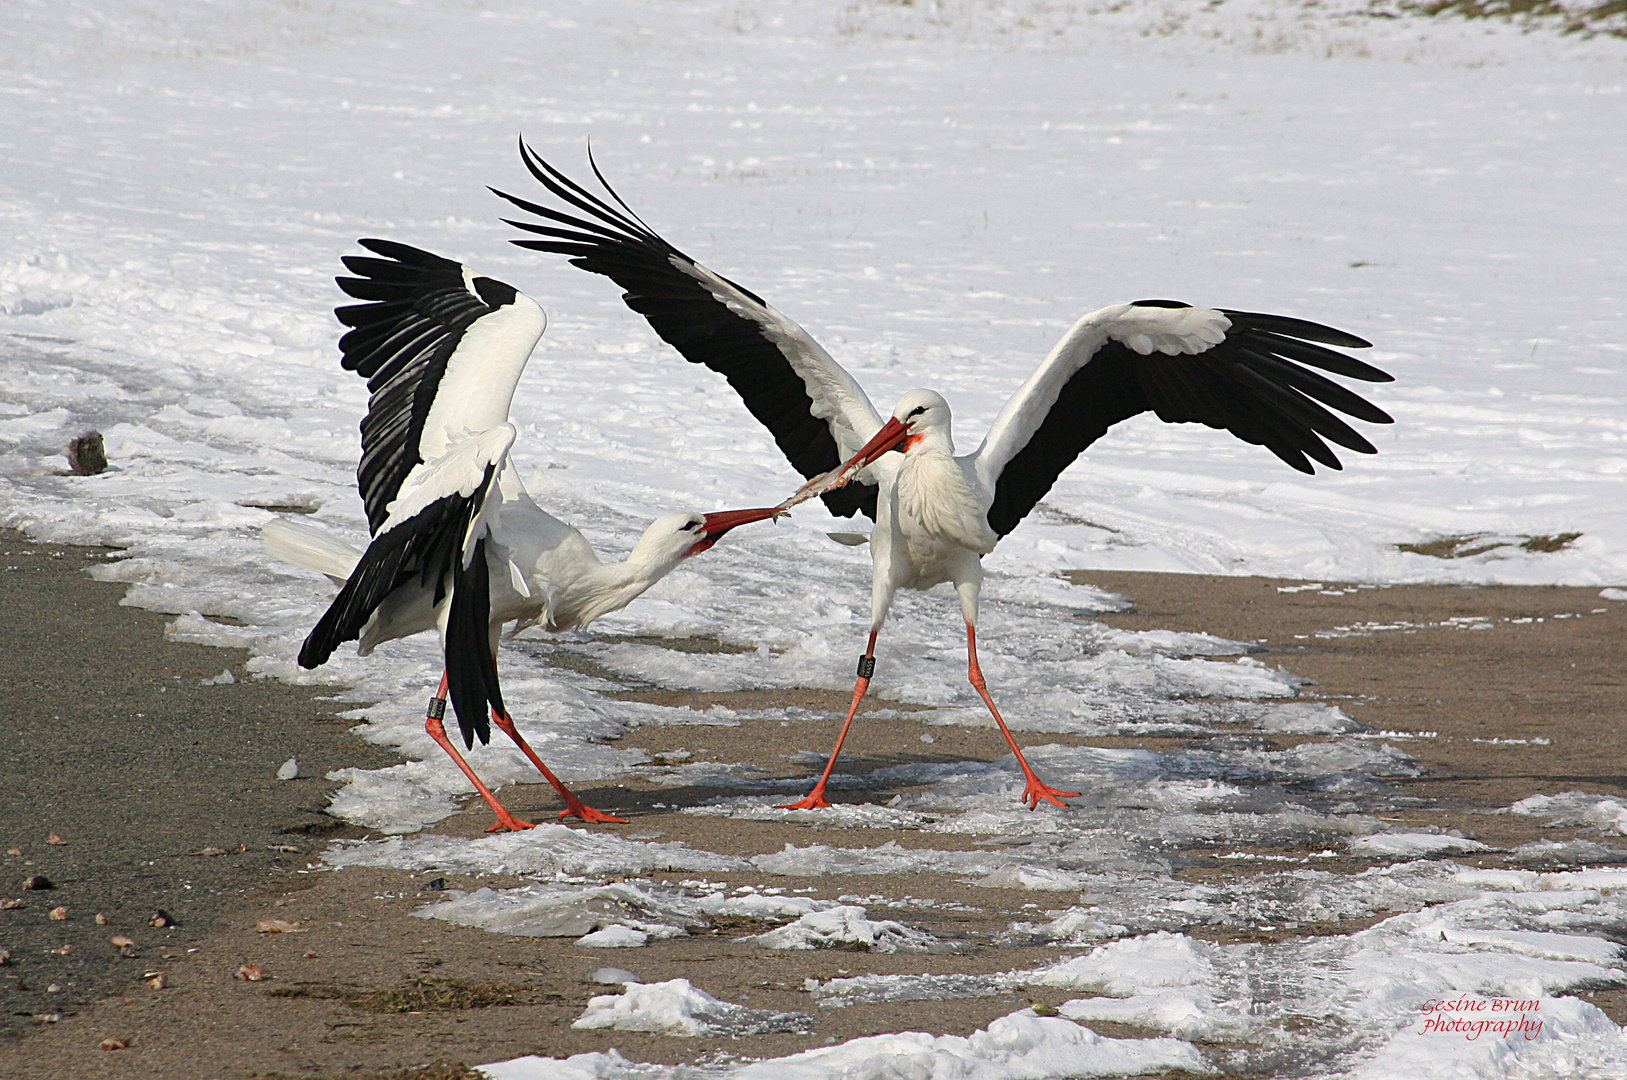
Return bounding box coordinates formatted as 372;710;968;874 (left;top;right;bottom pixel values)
571;978;812;1037
493;1006;1205;1078
2;1;1625;1077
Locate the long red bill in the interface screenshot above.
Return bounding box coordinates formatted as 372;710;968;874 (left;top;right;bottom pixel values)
846;416;910;472
689;506;785;554
776;417;910;511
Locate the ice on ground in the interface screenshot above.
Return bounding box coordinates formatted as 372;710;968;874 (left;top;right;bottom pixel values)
683;799;938;831
576;926;650;949
744;905;944;954
571;978;812;1037
412;876;939;949
413;882;707;942
1509;791;1627;836
492;1007;1205;1078
1349;833;1494;858
1349;995;1627;1080
325;828;746;879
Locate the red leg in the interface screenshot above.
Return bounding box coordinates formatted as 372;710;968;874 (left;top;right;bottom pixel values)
489;708;627;824
966;625;1078;809
423;673;535;832
779;631;879;810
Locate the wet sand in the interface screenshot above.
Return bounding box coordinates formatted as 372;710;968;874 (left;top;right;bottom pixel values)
2;537;1624;1079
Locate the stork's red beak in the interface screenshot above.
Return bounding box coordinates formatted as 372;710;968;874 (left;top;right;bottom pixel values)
689;506;784;555
845;416;911;471
774;417;912;511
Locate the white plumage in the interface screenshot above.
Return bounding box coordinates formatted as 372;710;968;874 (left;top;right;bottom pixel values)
281;239;780;828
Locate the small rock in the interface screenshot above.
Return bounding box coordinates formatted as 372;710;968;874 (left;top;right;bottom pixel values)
424;877;447;891
0;947;11;966
301;950;318;959
34;1013;60;1024
46;833;66;846
5;848;21;857
147;972;167;990
276;757;299;780
255;919;301;934
53;944;73;956
48;906;68;921
1;898;23;909
66;431;108;476
94;912;110;925
110;935;135;950
99;1037;127;1051
235;963;263;982
189;847;228;857
46;983;61;993
268;843;300;853
149;910;176;928
23;875;53;891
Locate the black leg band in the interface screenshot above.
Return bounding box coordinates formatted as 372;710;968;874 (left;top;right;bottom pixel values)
427;696;447;720
856;655;876;679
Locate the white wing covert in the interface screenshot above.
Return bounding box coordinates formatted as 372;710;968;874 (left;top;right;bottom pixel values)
973;300;1393;538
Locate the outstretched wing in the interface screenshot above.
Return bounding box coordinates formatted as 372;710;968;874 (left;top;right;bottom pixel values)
298;425;515;749
492;142;884;520
335;238;545;534
974;301;1393;538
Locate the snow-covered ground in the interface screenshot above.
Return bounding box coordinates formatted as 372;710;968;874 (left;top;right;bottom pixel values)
2;2;1625;1077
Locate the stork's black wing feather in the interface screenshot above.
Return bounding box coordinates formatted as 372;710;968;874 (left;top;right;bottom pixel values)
493;143;879;520
335;239;501;534
984;305;1393;538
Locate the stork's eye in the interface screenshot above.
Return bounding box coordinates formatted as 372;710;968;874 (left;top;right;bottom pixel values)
907;405;927;418
682;519;703;532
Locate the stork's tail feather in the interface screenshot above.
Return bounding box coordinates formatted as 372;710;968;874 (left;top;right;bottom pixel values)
444;537;501;749
262;518;362;584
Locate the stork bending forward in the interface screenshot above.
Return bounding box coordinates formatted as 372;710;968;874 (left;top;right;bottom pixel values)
495;146;1394;810
275;240;779;829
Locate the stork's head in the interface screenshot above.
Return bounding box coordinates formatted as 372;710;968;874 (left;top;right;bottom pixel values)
891;389;951;446
631;507;784;570
840;389;952;473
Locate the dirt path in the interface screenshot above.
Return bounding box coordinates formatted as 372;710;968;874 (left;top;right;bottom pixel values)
2;544;1623;1079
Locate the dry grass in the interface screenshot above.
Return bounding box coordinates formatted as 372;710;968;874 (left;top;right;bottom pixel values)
266;978;538;1013
1377;0;1627;37
1396;531;1581;558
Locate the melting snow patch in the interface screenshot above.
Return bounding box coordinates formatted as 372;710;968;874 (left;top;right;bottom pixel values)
1255;703;1361;735
1349;833;1493;859
570;978;811;1037
326;827;747;878
1509;791;1627;835
1025;933;1216;997
576;925;650;948
489;1008;1205;1077
684;798;935;830
1350;994;1627;1080
744;905;943;953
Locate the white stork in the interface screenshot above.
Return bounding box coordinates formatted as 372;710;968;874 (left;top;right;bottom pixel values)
492;146;1395;811
273;239;781;829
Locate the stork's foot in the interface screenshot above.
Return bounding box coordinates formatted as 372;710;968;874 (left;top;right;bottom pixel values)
557;802;628;825
1019;773;1079;810
776;787;834;811
483;809;537;832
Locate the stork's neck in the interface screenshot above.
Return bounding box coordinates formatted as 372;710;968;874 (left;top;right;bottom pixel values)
545;544;684;632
